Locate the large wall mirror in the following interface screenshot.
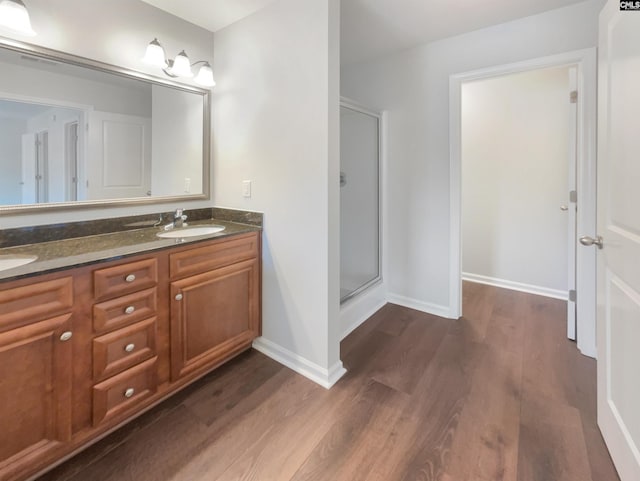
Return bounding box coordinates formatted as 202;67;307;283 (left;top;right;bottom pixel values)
0;37;210;213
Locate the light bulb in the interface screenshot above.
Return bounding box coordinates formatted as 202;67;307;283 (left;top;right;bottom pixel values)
170;50;193;78
194;63;215;87
0;0;36;36
142;38;167;68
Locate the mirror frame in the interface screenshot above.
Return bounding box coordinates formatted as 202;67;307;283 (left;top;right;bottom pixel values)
0;36;210;214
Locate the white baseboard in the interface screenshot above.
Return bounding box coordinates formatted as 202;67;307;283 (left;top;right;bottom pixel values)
252;337;347;389
340;282;387;339
462;272;568;300
386;293;456;319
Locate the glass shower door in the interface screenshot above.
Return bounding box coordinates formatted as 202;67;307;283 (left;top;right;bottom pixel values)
340;103;381;303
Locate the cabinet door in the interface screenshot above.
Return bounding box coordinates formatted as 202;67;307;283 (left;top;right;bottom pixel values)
0;313;73;478
170;258;259;381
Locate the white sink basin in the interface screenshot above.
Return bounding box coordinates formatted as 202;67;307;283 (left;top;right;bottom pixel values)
156;225;225;239
0;255;38;272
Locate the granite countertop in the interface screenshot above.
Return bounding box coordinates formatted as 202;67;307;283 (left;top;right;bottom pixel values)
0;213;261;283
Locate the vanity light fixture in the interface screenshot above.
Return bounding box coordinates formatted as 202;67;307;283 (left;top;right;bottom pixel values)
142;38;215;87
0;0;36;36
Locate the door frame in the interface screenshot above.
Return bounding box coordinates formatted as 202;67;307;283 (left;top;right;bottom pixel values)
449;48;597;358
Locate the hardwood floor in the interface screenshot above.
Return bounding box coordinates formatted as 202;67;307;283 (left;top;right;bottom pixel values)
38;282;619;481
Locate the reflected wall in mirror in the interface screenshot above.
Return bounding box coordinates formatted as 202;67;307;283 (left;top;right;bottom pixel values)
0;38;210;212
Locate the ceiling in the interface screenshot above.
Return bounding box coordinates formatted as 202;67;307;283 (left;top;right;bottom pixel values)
141;0;588;65
340;0;588;64
140;0;278;33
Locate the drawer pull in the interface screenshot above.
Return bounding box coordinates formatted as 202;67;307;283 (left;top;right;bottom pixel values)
60;331;73;342
124;306;135;315
175;293;183;301
124;343;136;353
124;388;135;398
125;274;136;283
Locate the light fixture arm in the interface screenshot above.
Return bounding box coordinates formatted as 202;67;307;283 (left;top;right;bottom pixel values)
161;59;210;79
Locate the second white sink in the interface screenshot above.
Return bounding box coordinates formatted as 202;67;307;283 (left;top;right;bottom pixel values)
0;255;38;272
156;225;226;239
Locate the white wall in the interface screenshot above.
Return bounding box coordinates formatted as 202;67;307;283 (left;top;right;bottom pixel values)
212;0;344;386
151;85;203;196
462;67;570;296
341;0;604;316
0;0;214;227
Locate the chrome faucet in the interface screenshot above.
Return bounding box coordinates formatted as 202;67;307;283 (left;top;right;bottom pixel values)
163;208;188;230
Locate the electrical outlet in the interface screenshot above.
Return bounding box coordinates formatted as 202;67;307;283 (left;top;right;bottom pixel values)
184;177;191;193
242;180;252;198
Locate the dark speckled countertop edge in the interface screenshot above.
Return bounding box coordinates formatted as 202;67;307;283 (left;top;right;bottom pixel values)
0;218;261;283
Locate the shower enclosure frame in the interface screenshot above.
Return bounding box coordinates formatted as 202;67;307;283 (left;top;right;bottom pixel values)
340;97;383;304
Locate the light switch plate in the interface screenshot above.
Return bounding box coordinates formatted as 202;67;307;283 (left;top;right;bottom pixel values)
242;180;252;198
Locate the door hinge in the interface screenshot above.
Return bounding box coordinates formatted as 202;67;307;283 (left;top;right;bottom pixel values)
569;290;577;302
569;190;577;203
570;90;578;104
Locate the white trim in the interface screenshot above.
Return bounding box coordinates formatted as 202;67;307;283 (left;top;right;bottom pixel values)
449;48;598;357
340;281;387;339
462;272;568;300
387;293;455;319
340;96;380;118
252;337;347;389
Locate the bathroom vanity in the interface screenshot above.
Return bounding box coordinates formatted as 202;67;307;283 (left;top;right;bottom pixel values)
0;211;262;481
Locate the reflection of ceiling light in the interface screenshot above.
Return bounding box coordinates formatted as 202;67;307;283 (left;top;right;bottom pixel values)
142;38;215;88
0;0;36;37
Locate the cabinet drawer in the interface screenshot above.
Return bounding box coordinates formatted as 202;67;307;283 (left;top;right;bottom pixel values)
92;357;157;426
93;258;157;301
170;233;259;279
93;318;157;382
93;288;157;334
0;277;73;332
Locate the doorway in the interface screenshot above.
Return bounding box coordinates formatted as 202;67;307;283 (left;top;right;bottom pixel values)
34;130;49;203
461;65;575;325
65;121;79;201
449;49;597;358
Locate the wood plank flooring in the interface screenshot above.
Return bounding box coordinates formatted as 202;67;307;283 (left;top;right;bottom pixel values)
38;282;620;481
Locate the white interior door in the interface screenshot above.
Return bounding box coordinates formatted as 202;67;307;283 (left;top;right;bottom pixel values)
596;2;640;480
567;67;578;340
87;111;151;200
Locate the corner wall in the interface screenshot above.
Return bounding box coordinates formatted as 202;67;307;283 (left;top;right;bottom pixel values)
212;0;344;387
341;0;604;316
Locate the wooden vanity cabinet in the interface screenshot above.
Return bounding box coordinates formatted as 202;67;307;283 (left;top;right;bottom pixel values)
0;279;74;481
0;230;261;481
169;233;261;381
